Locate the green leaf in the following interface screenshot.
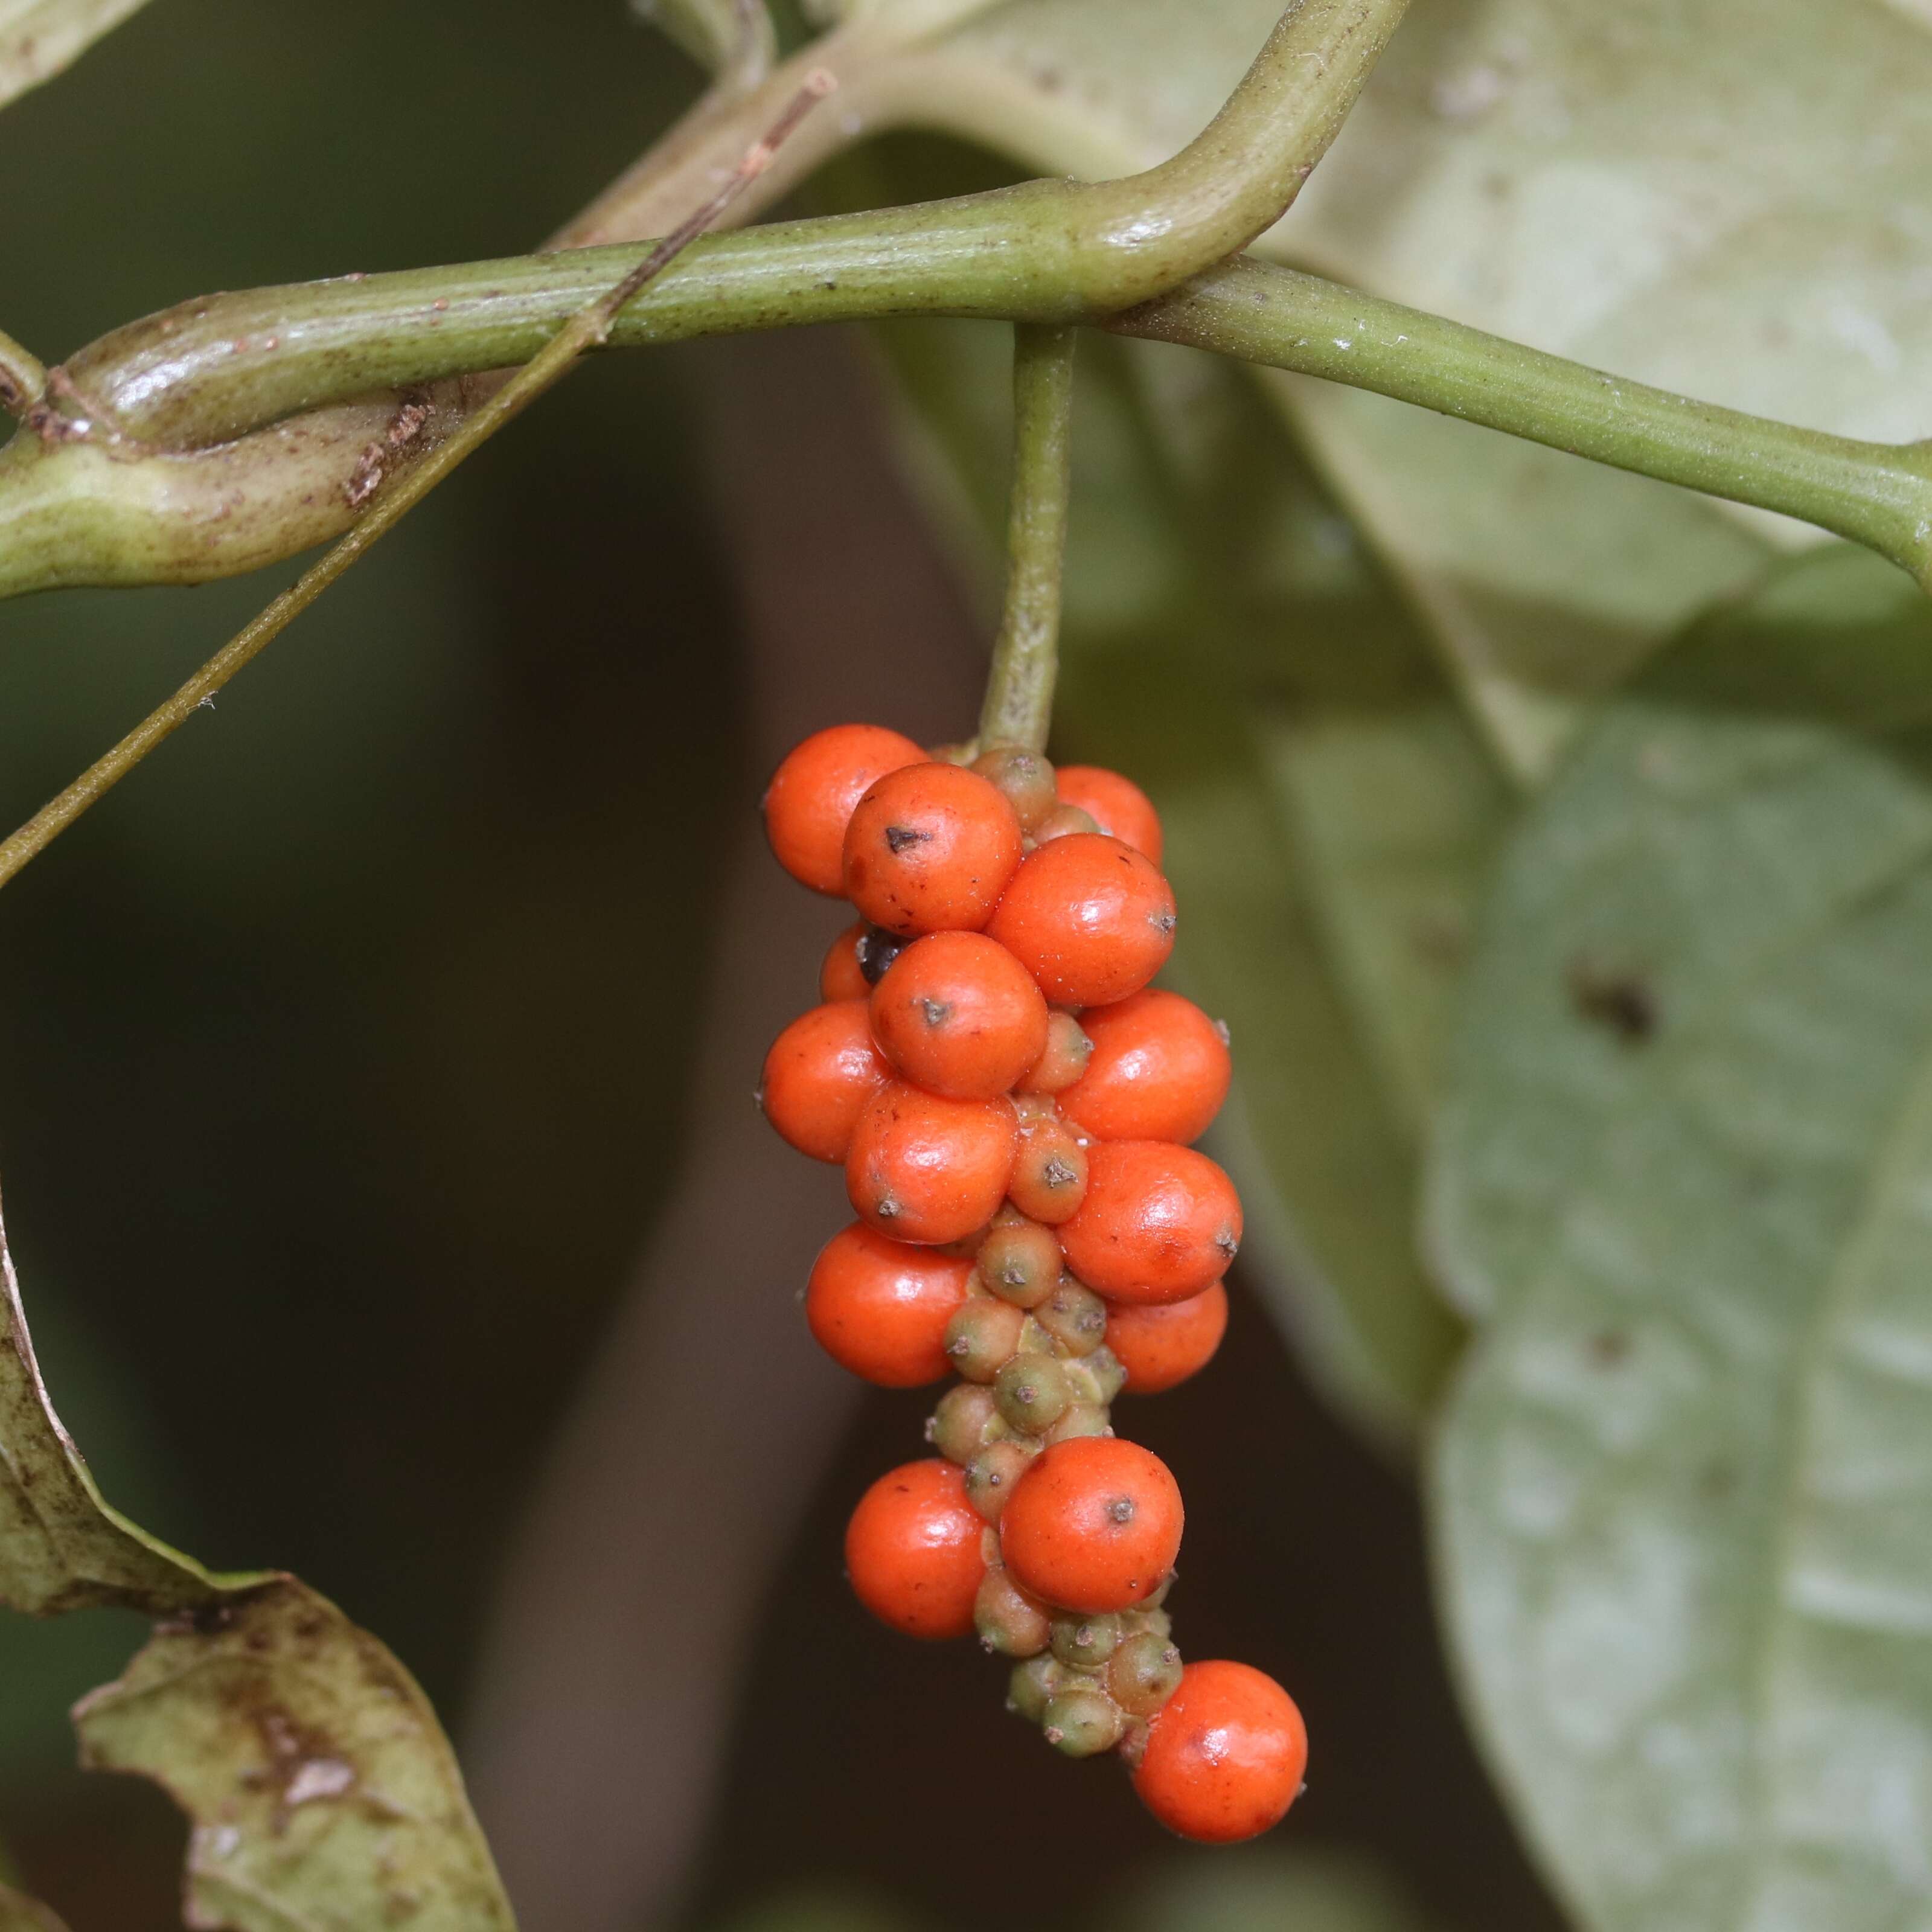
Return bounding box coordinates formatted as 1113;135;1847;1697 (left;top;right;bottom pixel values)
0;0;152;108
0;1884;68;1932
1121;1850;1435;1932
0;1185;246;1616
76;1578;516;1932
854;0;1932;775
1428;543;1932;1929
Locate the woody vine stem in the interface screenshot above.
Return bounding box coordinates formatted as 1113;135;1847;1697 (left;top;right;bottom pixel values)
4;0;1932;880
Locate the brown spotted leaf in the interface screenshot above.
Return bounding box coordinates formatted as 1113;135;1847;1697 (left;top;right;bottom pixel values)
75;1578;516;1932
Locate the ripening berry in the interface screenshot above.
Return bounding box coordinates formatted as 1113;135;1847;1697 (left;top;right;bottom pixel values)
1132;1660;1308;1843
1000;1436;1183;1614
820;922;871;1002
994;1351;1075;1435
805;1223;974;1387
846;1083;1019;1244
760;1000;890;1163
1008;1116;1090;1224
1033;804;1101;843
1042;1683;1127;1758
1051;1611;1123;1669
976;1217;1063;1309
843;764;1025;936
1017;1011;1093;1095
764;724;926;894
1060;1141;1241;1305
964;1439;1037;1522
1035;1277;1108;1357
971;744;1058;833
944;1294;1028;1383
987;834;1176;1007
1060;990;1231;1145
1107;1630;1186;1716
1043;1401;1113;1444
844;1459;987;1640
1055;765;1164;865
929;1382;1001;1463
869;931;1049;1101
1108;1281;1229;1394
975;1566;1052;1656
1008;1654;1069;1723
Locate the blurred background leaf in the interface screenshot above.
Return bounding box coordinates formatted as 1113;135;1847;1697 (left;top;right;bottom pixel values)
0;0;151;109
0;1881;68;1932
1428;545;1932;1931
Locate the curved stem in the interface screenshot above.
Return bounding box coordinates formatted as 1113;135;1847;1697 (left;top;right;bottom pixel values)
0;330;43;417
980;324;1076;753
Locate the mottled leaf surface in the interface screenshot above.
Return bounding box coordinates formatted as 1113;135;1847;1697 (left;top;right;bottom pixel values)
77;1578;516;1932
1428;545;1932;1930
0;0;151;108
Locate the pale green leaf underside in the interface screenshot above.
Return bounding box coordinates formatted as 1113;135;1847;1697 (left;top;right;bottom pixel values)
0;0;151;109
76;1579;517;1932
867;0;1932;776
1428;546;1932;1931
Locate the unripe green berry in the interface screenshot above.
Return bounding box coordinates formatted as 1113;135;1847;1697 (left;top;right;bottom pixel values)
1064;1344;1126;1406
971;745;1058;834
993;1352;1073;1435
976;1220;1063;1310
1041;1684;1125;1758
944;1296;1028;1383
1035;1278;1107;1357
1051;1611;1124;1669
975;1567;1052;1657
1007;1654;1068;1723
1043;1401;1112;1444
928;1383;1002;1463
964;1439;1036;1521
1106;1630;1185;1716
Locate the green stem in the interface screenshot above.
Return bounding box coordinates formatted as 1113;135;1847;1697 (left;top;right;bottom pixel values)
0;330;43;417
0;75;834;892
980;324;1076;753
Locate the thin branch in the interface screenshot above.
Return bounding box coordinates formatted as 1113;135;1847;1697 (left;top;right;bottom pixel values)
0;329;44;417
0;74;834;895
980;324;1076;754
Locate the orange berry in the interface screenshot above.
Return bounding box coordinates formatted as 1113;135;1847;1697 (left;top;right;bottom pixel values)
760;1000;889;1164
820;921;871;1002
843;764;1025;936
1060;990;1231;1144
1055;765;1164;865
1133;1660;1307;1842
806;1223;974;1387
1007;1114;1090;1224
845;1459;987;1640
846;1081;1019;1244
869;931;1049;1101
1107;1281;1229;1394
764;724;926;895
987;834;1176;1008
1059;1140;1241;1305
1017;1011;1093;1095
999;1436;1183;1614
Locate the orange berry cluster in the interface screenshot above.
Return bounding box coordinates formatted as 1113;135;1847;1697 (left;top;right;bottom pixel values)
760;723;1308;1843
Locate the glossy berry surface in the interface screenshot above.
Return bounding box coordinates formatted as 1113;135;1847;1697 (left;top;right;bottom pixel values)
1007;1114;1090;1224
870;930;1049;1101
987;833;1176;1008
1000;1436;1183;1614
1053;765;1164;865
1060;990;1231;1145
846;1081;1018;1244
1107;1281;1229;1395
1060;1140;1241;1304
1017;1011;1093;1095
806;1223;975;1387
760;1000;889;1164
845;1459;988;1640
764;723;926;895
843;763;1025;936
1132;1660;1308;1843
820;921;871;1002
